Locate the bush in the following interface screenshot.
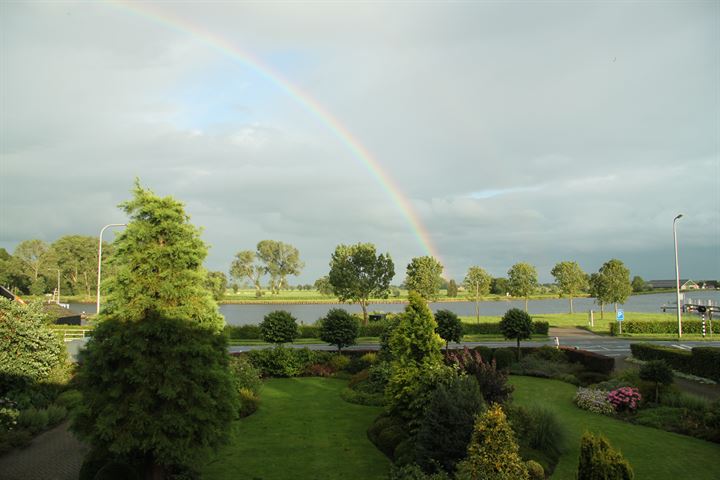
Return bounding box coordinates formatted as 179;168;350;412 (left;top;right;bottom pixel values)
689;347;720;382
0;429;32;454
574;388;615;415
328;354;351;371
0;397;19;431
492;349;516;370
246;346;316;377
224;324;261;340
473;346;494;361
413;375;485;473
461;321;548;336
447;347;513;405
377;424;409;459
346;352;377;374
46;404;67;426
500;308;534;359
611;320;719;336
607;387;641;413
526;460;544;480
575;372;611;386
577;432;634;479
510;352;583;382
561;348;615;375
238;388;259;418
630;343;691;371
18;407;49;433
228;355;262;395
509;405;567;460
639;360;673;403
435;310;463;350
259;310;299;344
55;389;83;410
319;309;360;351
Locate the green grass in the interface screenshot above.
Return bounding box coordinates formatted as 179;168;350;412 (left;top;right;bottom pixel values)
200;377;390;480
509;376;720;480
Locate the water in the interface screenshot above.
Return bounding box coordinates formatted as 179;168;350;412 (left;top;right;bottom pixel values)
68;290;720;326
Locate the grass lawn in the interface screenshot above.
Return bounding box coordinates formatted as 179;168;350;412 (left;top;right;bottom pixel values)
200;377;390;480
509;376;720;480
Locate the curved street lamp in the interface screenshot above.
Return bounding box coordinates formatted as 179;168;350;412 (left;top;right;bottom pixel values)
673;214;683;339
96;223;126;315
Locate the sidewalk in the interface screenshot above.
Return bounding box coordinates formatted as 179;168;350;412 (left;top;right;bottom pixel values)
0;421;88;480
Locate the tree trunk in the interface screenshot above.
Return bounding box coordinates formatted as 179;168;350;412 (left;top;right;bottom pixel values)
516;338;521;360
569;296;574;314
475;285;480;323
361;302;368;325
524;297;529;312
600;303;604;319
614;302;618;313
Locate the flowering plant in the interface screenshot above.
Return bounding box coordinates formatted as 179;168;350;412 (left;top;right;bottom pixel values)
574;387;615;415
607;386;641;412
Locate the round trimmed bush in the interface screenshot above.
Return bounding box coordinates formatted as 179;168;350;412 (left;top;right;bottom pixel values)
319;308;360;352
259;310;299;344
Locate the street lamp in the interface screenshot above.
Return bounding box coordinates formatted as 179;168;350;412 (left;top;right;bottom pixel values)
673;214;683;339
96;223;126;315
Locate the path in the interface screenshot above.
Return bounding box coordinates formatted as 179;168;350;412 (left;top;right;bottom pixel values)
0;421;88;480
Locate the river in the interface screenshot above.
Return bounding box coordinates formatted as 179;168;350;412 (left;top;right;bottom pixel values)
68;290;719;326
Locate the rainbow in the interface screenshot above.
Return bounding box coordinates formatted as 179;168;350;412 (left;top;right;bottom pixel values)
105;0;444;269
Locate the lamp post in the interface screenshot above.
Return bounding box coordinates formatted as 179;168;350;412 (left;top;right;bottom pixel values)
673;214;683;339
96;223;126;315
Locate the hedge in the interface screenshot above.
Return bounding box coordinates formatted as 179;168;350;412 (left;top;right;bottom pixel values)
560;347;615;375
226;320;549;340
630;343;720;381
610;320;720;336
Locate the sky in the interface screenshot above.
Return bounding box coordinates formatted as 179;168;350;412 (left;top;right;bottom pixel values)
1;1;718;284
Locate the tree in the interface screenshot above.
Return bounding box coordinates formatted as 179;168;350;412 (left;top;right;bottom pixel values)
101;181;224;332
328;243;395;324
47;235;103;297
499;308;533;360
577;432;634;480
435;309;463;352
405;256;444;300
72;315;238;479
639;360;673;403
319;308;359;352
314;275;334;297
447;279;458;298
13;239;49;282
589;272;609;319
464;266;492;322
631;276;647;293
0;299;65;391
507;263;538;312
259;310;299;345
229;250;265;297
551;261;588;314
256;240;304;294
491;277;509;295
598;259;632;313
205;271;227;301
456;404;529;480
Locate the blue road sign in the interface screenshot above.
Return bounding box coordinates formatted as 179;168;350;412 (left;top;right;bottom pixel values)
617;309;624;322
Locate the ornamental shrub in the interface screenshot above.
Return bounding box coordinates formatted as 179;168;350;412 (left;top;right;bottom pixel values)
238;388;260;418
456;404;529;480
447;347;513;404
259;310;299;344
499;308;533;360
228;355;262;396
246;346;316;377
434;310;463;351
17;407;49;433
526;460;544;480
319;308;359;351
574;388;615;415
607;387;641;412
577;431;634;480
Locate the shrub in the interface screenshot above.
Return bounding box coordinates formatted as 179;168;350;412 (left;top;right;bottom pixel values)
259;310;299;344
689;347;720;381
0;397;19;431
18;407;49;433
607;387;641;413
574;388;615;415
228;355;262;395
499;309;534;360
46;404;67;426
510;352;583;382
492;349;516;370
0;429;32;454
223;324;261;340
305;363;335;377
524;406;567;456
577;432;634;479
630;343;691;371
533;346;566;362
377;424;409;459
473;346;494;361
561;348;615;375
526;460;544;480
575;372;611;386
340;387;385;407
448;347;513;404
639;360;673;403
319;309;360;351
56;389;83;410
246;346;316;377
456;404;529;480
238;388;259;418
346;352;377;374
611;320;719;336
413;375;485;473
328;354;351;371
435;310;463;351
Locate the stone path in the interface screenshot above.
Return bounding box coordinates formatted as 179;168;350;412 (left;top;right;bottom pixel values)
0;421;88;480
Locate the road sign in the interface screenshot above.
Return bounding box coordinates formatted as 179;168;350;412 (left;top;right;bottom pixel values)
617;309;624;322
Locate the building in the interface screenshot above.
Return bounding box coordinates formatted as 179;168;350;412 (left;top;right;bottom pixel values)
647;279;700;290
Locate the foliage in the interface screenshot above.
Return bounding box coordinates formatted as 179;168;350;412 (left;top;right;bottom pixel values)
577;431;634;480
507;263;538;312
574;388;615;415
256;239;304;294
0;397;19;431
551;261;588;313
229;250;265;297
237;388;260;418
72;315;239;476
101;181;224;332
446;279;458;298
314;275;334;296
639;360;674;402
525;460;544;480
12;239;50;283
492;349;516;370
0;299;66;391
510;350;584;383
630;343;720;382
508;405;568;457
413;375;485;473
259;310;299;344
500;308;533;359
368;413;410;459
405;256;444;300
490;277;509;295
246;346;316;377
17;407;49;433
607;387;641;412
448;347;513;404
456;404;529;480
596;259;633;309
205;271;227;300
434;309;463;351
631;276;648;293
228;355;262;395
319;308;360;351
47;235;103;297
328;242;395;323
589;272;610;317
464;266;492;321
561;348;615;375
